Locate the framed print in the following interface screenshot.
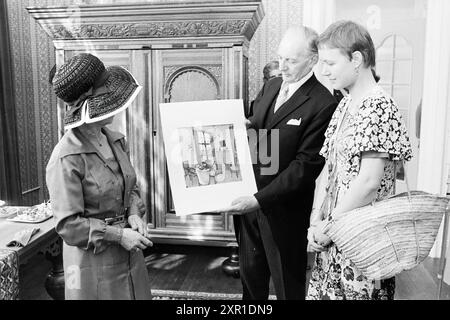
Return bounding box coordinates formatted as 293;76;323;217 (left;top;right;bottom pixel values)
159;99;257;216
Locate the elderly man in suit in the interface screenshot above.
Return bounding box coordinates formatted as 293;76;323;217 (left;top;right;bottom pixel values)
220;26;337;300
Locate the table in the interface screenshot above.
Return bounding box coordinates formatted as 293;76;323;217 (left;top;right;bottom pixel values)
0;216;58;262
0;211;63;300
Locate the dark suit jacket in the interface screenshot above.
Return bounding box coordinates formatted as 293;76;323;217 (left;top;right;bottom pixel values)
248;75;337;248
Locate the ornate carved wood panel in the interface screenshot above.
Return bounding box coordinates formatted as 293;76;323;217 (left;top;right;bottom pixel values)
166;66;220;102
150;48;238;242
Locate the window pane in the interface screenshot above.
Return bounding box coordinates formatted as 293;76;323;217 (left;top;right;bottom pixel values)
394;60;412;84
198;131;206;143
380;85;393;95
376;36;394;60
397;108;410;129
393;85;411;110
394;36;413;59
376;60;393;84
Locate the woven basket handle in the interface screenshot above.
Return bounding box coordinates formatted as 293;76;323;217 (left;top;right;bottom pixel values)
395;160;412;201
413;219;420;265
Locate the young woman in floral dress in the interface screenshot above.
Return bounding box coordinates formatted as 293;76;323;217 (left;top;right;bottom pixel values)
306;20;412;300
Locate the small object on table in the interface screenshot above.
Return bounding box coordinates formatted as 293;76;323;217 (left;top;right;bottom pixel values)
0;200;5;207
7;203;52;223
6;228;40;248
215;173;225;182
0;207;21;219
0;209;62;300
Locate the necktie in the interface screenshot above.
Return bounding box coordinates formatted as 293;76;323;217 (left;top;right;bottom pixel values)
274;84;289;113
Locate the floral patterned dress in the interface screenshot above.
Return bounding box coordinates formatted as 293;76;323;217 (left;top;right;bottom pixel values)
306;86;413;300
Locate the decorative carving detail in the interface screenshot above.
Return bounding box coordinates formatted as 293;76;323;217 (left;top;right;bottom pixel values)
166;67;220;102
164;66;181;84
47;20;248;40
39;238;62;257
164;65;222;88
204;66;222;86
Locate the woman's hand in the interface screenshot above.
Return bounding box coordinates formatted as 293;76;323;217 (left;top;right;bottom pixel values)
119;228;153;252
313;220;332;247
128;215;149;238
313;228;332;247
307;226;328;252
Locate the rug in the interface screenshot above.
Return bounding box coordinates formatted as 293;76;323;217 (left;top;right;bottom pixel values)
151;289;277;300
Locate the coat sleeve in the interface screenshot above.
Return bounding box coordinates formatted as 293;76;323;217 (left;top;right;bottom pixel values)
46;154;123;254
119;137;147;218
254;101;337;211
128;187;146;217
248;80;273;129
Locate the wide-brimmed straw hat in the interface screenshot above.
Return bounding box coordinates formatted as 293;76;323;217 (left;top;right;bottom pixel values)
52;53;141;129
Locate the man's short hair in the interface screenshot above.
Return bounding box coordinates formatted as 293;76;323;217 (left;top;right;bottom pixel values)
316;20;376;68
303;26;319;57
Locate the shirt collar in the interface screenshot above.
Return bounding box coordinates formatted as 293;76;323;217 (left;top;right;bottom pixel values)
282;70;314;97
57;127;125;158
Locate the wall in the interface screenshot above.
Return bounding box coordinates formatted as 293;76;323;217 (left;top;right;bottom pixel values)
248;0;304;100
6;0;62;205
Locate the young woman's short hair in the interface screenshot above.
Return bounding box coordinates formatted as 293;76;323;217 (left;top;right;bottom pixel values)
317;20;376;68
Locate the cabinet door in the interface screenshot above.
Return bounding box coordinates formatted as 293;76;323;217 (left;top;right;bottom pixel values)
151;48;237;243
63;50;153;226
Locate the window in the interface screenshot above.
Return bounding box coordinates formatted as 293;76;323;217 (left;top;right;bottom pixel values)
376;35;412;181
197;130;214;163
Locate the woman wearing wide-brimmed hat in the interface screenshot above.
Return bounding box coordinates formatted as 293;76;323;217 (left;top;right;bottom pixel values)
46;53;152;300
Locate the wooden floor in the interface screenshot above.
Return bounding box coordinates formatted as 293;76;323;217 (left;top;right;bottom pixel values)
18;243;450;300
144;244;248;294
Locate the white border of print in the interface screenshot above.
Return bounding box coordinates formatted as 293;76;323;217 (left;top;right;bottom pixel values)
159;99;257;216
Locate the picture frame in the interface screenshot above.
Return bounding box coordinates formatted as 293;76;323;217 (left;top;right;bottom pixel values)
159;99;257;216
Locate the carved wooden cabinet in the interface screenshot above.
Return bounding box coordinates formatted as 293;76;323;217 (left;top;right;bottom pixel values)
29;1;264;246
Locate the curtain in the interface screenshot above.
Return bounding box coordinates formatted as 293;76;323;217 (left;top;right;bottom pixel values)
0;0;21;205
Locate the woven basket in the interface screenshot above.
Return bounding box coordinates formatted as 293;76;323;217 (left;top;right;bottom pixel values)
323;191;449;280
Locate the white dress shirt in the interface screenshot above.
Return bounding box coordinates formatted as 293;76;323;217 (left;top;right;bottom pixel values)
274;70;314;113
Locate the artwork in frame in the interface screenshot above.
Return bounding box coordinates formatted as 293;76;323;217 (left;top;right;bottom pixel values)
178;125;243;188
159;99;257;216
